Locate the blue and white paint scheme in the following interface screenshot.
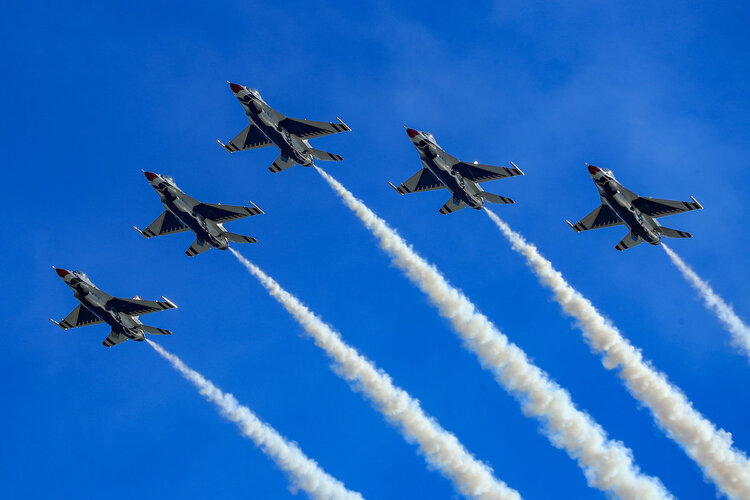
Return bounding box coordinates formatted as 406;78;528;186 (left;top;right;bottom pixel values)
389;128;524;214
567;165;703;251
218;82;351;173
50;269;177;347
135;171;263;256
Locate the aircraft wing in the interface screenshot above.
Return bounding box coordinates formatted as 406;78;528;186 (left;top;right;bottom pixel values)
102;330;128;348
454;162;524;183
389;168;444;194
52;305;104;330
136;211;190;238
218;124;273;152
278;117;351;140
567;204;624;232
632;197;703;218
108;297;177;317
193;202;263;223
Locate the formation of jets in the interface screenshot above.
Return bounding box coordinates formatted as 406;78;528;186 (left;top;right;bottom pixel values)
51;81;705;346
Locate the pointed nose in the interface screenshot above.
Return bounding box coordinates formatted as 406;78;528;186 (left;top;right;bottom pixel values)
587;164;601;175
55;268;71;278
406;128;420;138
229;82;244;93
143;171;158;181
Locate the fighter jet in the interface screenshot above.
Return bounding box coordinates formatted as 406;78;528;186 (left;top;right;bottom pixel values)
50;268;177;347
134;171;263;257
566;165;703;251
218;82;351;173
388;128;524;214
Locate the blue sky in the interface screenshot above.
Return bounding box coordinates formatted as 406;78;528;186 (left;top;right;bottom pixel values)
3;1;749;498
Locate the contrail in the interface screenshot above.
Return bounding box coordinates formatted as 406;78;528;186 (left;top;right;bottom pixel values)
662;243;750;359
146;339;363;500
484;208;750;499
230;249;522;500
314;166;671;500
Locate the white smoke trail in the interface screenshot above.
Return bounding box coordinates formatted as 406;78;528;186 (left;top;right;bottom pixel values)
314;166;671;500
146;339;363;500
230;248;521;500
662;243;750;359
484;209;750;499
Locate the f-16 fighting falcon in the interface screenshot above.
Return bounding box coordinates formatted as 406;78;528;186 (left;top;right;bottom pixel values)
218;82;351;173
135;171;263;257
50;268;177;347
389;128;524;214
566;165;703;251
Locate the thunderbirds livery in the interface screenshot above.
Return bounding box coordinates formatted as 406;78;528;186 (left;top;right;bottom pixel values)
389;128;524;214
135;171;263;256
567;165;703;251
50;269;177;347
218;82;351;173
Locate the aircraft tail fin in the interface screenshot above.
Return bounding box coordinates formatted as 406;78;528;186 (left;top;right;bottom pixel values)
310;148;344;162
226;232;258;244
185;239;212;257
659;226;693;239
439;197;468;215
269;154;296;173
140;325;173;336
615;232;644;251
480;191;515;205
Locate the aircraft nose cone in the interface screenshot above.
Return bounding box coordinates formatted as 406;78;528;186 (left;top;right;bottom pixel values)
229;82;244;93
406;128;420;138
143;171;158;181
55;268;71;278
587;164;601;175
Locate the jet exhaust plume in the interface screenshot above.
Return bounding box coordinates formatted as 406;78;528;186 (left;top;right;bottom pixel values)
484;208;750;499
146;339;363;500
314;166;671;500
230;248;522;500
662;243;750;360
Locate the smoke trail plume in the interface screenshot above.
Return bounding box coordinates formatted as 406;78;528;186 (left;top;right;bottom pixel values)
314;166;671;500
662;243;750;359
484;209;750;499
147;340;363;500
230;249;521;500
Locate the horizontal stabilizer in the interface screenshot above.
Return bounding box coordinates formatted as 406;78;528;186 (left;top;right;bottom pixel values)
186;239;212;257
439;197;467;214
140;325;173;336
102;330;128;347
226;232;258;244
269;154;296;173
659;226;692;239
310;148;343;162
481;192;514;204
615;232;643;251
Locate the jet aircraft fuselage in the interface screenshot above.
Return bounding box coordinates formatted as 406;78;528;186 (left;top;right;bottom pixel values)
231;84;314;166
408;129;484;210
57;269;147;341
145;172;230;250
588;165;661;245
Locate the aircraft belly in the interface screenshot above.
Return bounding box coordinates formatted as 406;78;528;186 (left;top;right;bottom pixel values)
427;162;463;198
164;202;205;238
83;300;120;330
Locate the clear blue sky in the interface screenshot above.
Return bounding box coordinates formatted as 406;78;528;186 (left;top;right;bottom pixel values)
3;2;749;498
